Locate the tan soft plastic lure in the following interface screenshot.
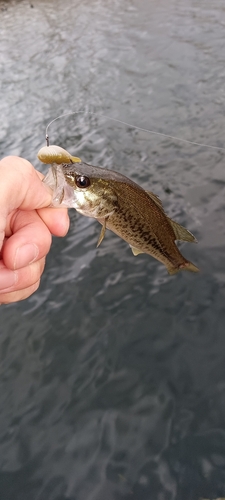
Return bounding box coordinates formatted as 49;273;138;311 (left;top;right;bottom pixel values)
37;144;81;164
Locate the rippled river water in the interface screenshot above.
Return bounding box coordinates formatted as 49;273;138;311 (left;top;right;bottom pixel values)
1;0;225;499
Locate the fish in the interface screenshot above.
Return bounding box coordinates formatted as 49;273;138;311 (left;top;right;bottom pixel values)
38;145;199;275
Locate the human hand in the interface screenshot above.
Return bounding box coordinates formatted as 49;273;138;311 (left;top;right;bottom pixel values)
0;156;70;304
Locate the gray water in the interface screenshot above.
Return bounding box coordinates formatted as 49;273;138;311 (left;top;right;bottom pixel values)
0;0;225;499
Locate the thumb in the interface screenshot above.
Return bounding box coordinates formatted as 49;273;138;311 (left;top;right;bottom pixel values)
0;156;52;215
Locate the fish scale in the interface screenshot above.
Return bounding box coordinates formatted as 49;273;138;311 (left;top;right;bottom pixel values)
104;183;186;269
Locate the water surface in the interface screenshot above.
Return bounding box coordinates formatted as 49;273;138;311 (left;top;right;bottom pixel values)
0;0;225;499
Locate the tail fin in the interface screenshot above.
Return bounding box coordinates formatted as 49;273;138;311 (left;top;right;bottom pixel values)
167;260;199;275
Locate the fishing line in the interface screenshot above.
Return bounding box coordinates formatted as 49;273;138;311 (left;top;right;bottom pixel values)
45;110;225;152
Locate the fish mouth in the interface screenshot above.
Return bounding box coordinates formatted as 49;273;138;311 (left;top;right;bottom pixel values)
43;164;76;207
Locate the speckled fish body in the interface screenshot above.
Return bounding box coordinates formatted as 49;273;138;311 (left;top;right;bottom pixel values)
43;161;199;275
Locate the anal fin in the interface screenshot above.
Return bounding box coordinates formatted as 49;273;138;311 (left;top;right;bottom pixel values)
130;245;145;256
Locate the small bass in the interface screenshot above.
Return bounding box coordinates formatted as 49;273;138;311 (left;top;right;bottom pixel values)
38;145;199;275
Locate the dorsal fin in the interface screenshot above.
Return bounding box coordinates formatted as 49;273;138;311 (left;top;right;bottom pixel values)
168;218;197;243
146;190;197;243
145;191;164;211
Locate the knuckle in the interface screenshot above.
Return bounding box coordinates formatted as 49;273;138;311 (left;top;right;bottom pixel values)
0;279;40;303
29;258;46;284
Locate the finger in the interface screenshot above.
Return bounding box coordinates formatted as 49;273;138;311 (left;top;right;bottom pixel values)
0;258;46;295
0;157;53;254
0;279;41;304
36;171;70;235
37;207;70;237
3;210;52;270
0;156;52;212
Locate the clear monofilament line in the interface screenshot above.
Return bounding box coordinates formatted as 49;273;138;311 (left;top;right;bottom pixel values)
45;110;225;152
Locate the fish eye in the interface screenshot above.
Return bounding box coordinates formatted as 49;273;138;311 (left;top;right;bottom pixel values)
75;176;90;188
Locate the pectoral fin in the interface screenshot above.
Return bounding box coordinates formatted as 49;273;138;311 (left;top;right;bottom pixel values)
97;218;107;247
168;218;197;243
130;245;144;256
